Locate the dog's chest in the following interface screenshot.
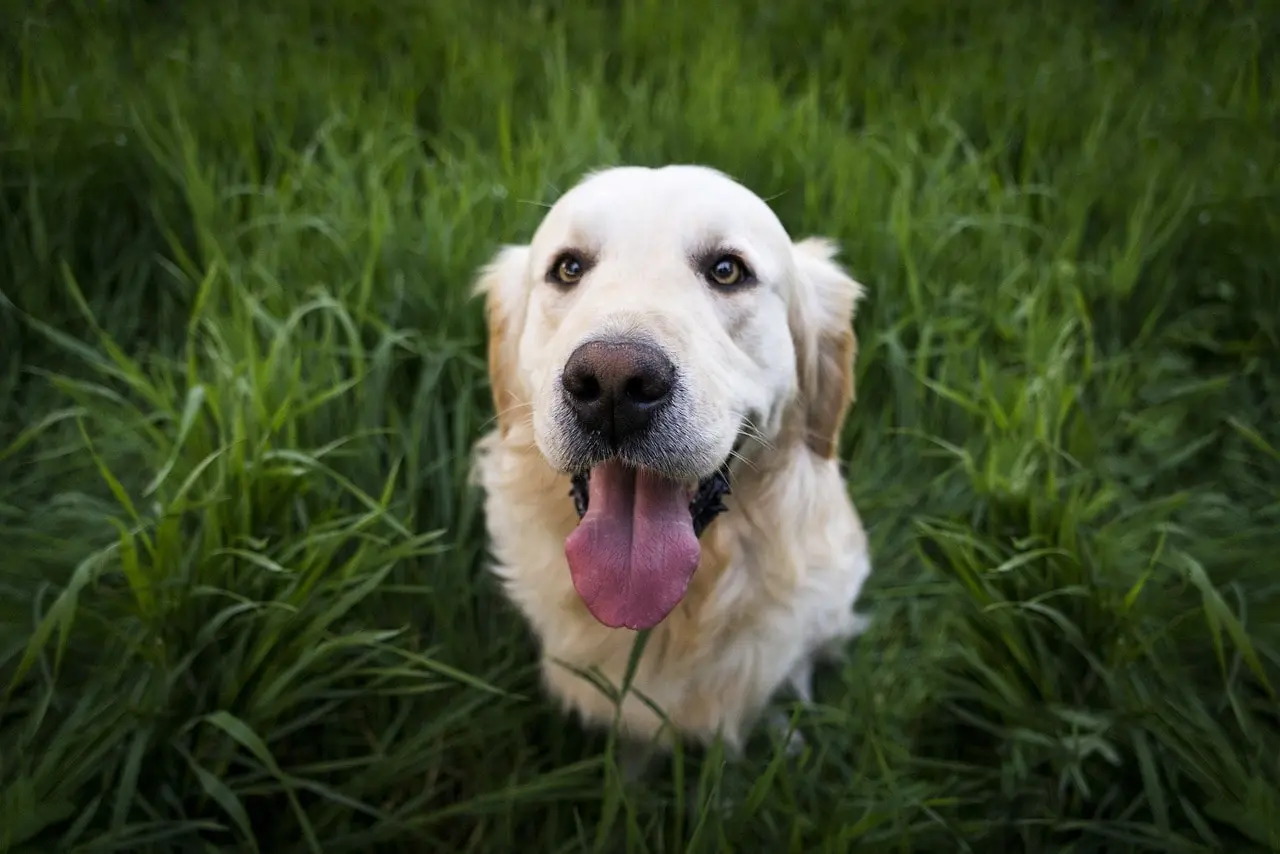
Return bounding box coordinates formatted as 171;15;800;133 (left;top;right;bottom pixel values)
474;436;865;743
490;515;817;734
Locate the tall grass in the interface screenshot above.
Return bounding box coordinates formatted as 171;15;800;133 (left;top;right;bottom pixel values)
1;0;1278;851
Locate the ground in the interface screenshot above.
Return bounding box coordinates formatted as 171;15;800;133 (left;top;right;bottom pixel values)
1;1;1278;852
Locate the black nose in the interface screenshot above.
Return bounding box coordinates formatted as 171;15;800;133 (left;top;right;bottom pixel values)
561;338;677;444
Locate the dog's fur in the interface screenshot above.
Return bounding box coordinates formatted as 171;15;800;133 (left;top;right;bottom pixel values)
471;165;872;757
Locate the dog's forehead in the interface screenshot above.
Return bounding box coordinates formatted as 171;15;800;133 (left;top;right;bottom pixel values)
532;166;791;254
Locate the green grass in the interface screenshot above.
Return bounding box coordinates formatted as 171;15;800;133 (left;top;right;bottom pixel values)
1;0;1278;850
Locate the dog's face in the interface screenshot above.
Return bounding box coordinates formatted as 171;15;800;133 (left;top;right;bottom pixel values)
477;165;864;631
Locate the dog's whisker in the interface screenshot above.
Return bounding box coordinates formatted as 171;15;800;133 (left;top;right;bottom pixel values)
738;417;776;453
741;425;772;449
761;186;795;205
502;401;535;416
486;401;538;433
727;448;759;473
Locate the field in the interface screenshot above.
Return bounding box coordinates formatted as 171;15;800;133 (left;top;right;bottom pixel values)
2;0;1278;851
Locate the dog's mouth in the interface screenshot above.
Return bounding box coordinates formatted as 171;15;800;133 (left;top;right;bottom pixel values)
563;440;739;632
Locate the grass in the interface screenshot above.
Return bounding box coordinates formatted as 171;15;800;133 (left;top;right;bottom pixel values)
1;0;1278;850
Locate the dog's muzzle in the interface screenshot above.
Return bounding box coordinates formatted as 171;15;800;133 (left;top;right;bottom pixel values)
568;462;732;539
567;432;745;538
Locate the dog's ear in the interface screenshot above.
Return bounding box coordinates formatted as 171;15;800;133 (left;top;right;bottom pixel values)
473;245;532;438
788;237;866;459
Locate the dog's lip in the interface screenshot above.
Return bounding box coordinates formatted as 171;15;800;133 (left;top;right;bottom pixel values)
566;423;748;482
566;456;734;539
565;424;747;529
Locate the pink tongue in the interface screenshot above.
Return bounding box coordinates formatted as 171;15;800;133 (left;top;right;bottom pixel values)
564;460;701;630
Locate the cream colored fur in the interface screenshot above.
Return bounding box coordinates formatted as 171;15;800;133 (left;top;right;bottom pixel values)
471;165;873;755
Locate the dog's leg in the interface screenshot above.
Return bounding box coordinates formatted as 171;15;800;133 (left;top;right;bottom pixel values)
767;611;873;756
815;611;872;665
787;655;816;704
842;610;873;643
765;655;816;757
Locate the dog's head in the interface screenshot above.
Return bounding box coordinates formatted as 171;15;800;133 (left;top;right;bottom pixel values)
476;165;864;630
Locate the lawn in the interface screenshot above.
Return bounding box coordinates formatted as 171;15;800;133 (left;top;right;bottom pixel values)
1;0;1278;851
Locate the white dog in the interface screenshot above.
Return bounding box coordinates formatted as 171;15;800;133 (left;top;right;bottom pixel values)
471;165;872;765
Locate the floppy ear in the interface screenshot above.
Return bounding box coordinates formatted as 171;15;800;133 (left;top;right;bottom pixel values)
473;245;532;438
788;237;866;459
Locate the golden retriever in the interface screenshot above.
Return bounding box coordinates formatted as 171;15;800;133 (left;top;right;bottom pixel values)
471;164;872;767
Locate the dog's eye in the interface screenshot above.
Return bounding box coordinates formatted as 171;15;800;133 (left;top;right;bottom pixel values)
707;255;748;287
549;253;586;286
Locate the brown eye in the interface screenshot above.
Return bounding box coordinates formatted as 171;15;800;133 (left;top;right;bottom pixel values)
708;256;747;287
550;253;585;285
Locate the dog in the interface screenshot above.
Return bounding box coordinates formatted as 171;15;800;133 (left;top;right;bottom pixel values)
471;164;872;769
